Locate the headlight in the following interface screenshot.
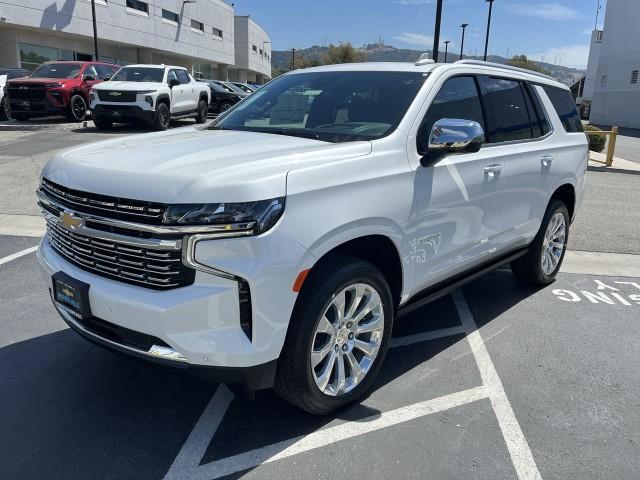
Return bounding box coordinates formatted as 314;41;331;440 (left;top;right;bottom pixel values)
163;198;285;236
45;82;63;88
137;90;157;94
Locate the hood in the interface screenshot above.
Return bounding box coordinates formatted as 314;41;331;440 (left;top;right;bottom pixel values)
8;77;70;85
93;81;166;91
42;127;372;203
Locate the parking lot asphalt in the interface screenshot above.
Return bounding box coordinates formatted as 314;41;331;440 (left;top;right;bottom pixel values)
2;234;639;480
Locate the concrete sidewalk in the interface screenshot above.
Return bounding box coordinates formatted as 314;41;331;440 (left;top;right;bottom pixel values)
589;151;640;173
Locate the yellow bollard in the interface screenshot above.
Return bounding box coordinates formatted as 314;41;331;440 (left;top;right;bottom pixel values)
605;126;618;167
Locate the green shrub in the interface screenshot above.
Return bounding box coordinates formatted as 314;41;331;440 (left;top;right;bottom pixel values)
584;124;606;153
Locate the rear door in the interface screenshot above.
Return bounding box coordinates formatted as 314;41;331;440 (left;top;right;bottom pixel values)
475;76;553;250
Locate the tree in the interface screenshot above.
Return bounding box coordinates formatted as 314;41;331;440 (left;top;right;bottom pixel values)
321;43;366;65
507;55;551;75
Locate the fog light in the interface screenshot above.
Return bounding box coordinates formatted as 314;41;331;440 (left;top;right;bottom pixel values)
148;344;187;362
89;93;96;103
145;95;153;107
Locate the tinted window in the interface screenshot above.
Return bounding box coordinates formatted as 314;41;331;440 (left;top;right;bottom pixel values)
83;66;98;79
214;81;235;93
162;9;179;22
176;70;190;84
523;83;550;138
418;76;485;153
215;71;426;143
542;85;583;133
111;67;164;82
480;77;532;143
126;0;148;13
31;63;82;79
94;64;117;80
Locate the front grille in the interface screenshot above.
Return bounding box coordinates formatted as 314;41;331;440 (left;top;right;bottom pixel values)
97;90;137;102
46;218;195;290
8;85;46;100
41;178;167;225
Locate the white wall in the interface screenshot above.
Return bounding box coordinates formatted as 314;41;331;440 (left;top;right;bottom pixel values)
580;30;602;102
590;0;640;127
233;16;271;78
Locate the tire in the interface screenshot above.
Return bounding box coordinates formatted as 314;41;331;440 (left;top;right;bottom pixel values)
0;98;8;121
511;199;570;285
217;101;233;114
67;94;87;122
274;254;394;415
195;99;208;123
153;102;171;131
93;116;113;130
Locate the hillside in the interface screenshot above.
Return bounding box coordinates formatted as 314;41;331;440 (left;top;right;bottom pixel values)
272;43;584;85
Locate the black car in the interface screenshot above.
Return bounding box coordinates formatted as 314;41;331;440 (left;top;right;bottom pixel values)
1;68;31;120
199;80;246;114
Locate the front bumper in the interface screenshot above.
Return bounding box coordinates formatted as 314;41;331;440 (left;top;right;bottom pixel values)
92;103;156;123
37;224;313;381
8;96;66;117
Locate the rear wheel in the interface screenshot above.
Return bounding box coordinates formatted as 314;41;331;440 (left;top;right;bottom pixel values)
153;102;170;131
195;99;208;123
0;98;9;120
68;94;87;122
512;200;569;285
275;255;393;415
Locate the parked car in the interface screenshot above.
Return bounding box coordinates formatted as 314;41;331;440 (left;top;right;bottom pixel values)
36;60;586;414
89;64;210;130
0;68;31;120
6;61;119;122
228;81;256;94
199;79;245;114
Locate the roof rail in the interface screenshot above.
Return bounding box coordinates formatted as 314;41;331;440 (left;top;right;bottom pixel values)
454;59;555;81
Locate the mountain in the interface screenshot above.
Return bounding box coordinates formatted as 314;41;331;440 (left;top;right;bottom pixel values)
272;43;585;86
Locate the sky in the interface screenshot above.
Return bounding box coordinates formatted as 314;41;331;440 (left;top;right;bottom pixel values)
234;0;608;69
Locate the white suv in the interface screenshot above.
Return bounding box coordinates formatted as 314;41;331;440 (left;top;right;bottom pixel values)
37;60;587;414
89;64;210;130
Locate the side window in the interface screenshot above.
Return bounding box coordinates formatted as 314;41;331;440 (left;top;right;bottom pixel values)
418;76;485;154
523;83;551;137
480;77;532;143
83;66;98;79
542;85;583;133
167;69;178;84
176;69;190;84
94;65;114;80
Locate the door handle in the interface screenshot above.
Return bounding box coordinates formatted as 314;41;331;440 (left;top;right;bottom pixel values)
484;164;502;179
541;155;553;168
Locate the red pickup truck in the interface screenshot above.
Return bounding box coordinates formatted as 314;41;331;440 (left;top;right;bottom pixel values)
6;61;120;122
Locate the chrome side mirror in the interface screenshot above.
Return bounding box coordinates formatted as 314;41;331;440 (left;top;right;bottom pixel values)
421;118;485;167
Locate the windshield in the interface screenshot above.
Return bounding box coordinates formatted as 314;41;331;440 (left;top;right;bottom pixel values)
233;83;254;93
215;81;237;93
31;63;82;79
110;67;164;82
212;71;426;142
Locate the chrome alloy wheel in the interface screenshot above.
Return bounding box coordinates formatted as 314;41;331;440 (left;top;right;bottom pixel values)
310;283;384;397
541;211;566;275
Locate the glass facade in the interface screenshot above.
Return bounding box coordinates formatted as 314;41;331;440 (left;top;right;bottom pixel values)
19;43;133;70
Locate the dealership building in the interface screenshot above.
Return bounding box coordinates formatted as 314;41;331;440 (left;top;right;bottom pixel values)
0;0;271;83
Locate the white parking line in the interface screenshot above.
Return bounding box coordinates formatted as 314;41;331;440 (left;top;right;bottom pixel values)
0;245;38;266
453;290;542;480
165;291;541;480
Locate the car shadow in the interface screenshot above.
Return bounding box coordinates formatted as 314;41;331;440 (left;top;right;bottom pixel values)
71;119;200;134
0;270;546;479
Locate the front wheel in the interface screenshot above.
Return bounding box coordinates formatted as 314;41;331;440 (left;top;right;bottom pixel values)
0;98;9;120
275;255;394;415
512;199;570;285
217;100;233;114
93;116;113;130
68;94;87;122
195;99;208;123
153;102;170;131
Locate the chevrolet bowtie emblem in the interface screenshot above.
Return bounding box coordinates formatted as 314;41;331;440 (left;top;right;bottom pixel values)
109;91;122;96
60;211;83;230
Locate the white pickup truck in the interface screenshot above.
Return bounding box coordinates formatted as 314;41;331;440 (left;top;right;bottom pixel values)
89;64;210;130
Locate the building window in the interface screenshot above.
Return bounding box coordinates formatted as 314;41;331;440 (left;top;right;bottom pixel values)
631;70;639;84
162;9;179;23
191;19;204;32
600;74;607;88
596;30;604;42
18;43;96;71
126;0;148;14
252;45;258;53
213;27;223;39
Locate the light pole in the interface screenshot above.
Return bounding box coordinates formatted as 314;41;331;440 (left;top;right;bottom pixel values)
483;0;495;61
459;23;469;60
90;0;99;60
444;40;451;63
432;0;443;62
291;48;296;70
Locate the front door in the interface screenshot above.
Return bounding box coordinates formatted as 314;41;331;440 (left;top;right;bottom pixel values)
409;75;501;292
